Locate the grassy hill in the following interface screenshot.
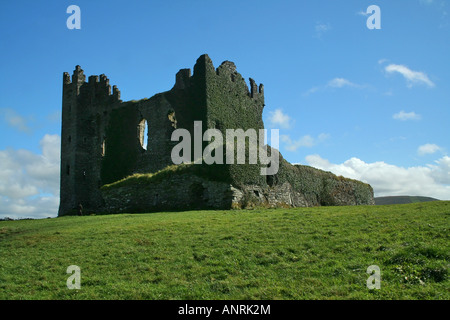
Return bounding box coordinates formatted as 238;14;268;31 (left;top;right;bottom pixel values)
375;196;440;205
0;202;448;300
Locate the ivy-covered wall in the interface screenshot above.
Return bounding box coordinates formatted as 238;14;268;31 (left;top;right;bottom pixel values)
197;55;374;207
268;149;375;206
60;55;374;216
201;55;267;188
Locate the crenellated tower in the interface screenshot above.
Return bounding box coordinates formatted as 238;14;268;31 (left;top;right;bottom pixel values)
59;66;122;216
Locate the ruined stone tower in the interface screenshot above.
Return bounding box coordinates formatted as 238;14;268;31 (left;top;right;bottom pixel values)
59;54;374;216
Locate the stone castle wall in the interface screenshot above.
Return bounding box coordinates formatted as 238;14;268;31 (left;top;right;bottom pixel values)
59;55;374;216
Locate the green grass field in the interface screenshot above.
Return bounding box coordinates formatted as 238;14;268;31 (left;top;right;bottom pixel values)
0;201;448;300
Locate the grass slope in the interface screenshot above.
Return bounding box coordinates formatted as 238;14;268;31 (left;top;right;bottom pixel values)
375;196;439;205
0;202;448;300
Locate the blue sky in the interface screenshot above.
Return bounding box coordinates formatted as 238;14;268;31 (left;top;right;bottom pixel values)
0;0;449;218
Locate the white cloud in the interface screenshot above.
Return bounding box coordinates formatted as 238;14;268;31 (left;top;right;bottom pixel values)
281;133;329;152
267;109;292;129
327;78;359;88
305;154;450;200
385;64;435;88
303;86;320;96
418;143;442;156
281;135;314;151
393;111;422;121
429;156;450;184
314;22;331;38
0;134;60;219
0;108;32;133
304;77;363;95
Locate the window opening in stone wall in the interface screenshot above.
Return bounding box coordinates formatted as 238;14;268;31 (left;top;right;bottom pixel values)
167;110;177;128
144;121;148;150
101;138;106;156
66;164;70;175
138;119;148;150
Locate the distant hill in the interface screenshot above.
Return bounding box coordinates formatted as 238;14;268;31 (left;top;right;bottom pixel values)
375;196;439;205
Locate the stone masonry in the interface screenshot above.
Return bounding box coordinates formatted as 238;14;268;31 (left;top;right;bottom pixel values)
59;54;374;216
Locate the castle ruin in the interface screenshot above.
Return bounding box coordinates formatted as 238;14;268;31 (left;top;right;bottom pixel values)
59;54;374;216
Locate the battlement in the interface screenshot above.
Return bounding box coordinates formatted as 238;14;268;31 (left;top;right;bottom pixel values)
113;85;121;100
194;55;265;105
172;55;264;106
99;74;109;85
72;65;85;85
88;75;99;83
249;78;264;98
63;66;121;102
63;72;71;85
